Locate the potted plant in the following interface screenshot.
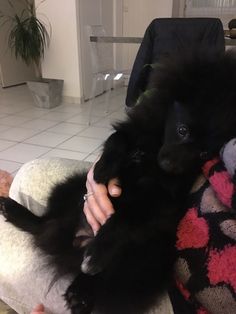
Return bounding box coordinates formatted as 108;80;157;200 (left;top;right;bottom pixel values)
0;0;63;108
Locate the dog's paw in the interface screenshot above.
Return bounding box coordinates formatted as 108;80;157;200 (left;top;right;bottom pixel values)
65;290;92;314
65;274;95;314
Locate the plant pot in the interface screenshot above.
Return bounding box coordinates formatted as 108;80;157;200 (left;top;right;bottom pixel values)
27;79;64;109
229;29;236;39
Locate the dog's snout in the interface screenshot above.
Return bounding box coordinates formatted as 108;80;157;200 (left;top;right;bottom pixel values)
158;143;199;175
158;158;173;173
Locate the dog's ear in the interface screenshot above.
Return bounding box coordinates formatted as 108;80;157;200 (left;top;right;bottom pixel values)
93;131;129;184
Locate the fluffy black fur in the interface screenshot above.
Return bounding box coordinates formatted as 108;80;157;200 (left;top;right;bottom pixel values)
1;51;236;314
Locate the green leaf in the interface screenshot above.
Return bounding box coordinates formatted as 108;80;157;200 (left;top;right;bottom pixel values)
0;0;50;73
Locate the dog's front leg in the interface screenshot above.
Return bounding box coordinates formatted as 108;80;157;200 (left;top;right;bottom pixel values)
0;197;41;233
93;131;130;184
65;272;99;314
80;213;130;276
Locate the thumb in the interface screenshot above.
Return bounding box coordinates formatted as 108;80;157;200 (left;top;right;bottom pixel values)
108;178;121;197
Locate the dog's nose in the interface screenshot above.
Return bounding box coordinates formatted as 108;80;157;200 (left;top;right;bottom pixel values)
158;159;173;172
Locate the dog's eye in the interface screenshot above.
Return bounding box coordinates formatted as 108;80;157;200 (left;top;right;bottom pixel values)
177;125;189;138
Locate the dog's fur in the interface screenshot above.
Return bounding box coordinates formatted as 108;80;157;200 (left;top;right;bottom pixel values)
1;51;236;314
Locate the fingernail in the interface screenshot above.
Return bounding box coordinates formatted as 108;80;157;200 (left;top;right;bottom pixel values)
94;230;98;236
101;219;107;225
111;187;120;196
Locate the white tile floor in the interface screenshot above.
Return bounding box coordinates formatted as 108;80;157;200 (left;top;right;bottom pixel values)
0;84;127;174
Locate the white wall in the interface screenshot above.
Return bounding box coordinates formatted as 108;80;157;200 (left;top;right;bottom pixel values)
123;0;173;37
35;0;82;103
122;0;173;70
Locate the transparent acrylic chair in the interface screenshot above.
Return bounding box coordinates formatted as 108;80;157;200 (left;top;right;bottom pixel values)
85;25;131;125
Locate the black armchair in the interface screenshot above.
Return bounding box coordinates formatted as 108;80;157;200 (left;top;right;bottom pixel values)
125;18;225;108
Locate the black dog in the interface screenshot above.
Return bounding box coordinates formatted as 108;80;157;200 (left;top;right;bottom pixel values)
1;51;236;314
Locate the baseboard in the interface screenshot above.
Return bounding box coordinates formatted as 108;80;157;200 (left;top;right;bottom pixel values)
62;95;84;104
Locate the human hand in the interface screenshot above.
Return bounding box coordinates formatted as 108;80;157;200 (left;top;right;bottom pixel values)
31;304;45;314
83;162;121;235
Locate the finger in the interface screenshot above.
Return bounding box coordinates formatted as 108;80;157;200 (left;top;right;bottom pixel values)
84;188;108;224
88;184;115;218
33;304;44;311
108;178;122;197
86;161;97;185
83;203;100;235
93;187;114;216
86;171;115;218
31;304;44;314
